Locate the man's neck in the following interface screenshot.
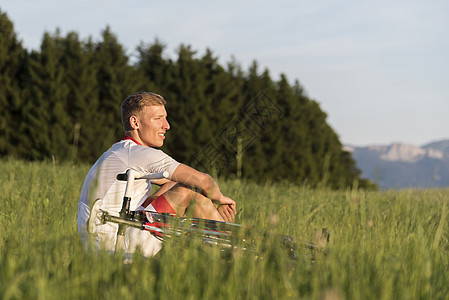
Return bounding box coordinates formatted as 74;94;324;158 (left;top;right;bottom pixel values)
123;134;143;146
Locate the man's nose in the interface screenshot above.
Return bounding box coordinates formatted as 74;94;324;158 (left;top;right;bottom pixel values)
163;119;170;130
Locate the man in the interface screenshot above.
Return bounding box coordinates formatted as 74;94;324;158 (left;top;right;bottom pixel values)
78;91;236;257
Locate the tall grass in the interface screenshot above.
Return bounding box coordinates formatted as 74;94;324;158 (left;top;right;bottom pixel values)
0;159;448;299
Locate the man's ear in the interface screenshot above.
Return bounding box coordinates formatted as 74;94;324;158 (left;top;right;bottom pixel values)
129;115;139;130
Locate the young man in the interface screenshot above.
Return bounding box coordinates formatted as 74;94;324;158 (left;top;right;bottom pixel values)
77;92;236;257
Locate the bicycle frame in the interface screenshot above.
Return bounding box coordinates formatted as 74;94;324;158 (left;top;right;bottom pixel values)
91;169;328;260
114;169;169;251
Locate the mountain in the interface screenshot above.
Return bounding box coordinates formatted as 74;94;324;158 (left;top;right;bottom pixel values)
345;139;449;189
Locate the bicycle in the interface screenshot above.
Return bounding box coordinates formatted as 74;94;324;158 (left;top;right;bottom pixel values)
87;169;329;261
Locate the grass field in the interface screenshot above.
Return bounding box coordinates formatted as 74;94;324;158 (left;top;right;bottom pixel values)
1;159;448;299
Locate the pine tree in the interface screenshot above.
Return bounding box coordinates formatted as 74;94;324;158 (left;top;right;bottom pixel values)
136;39;174;94
266;74;306;182
163;44;209;162
21;30;72;160
190;50;245;176
93;27;142;149
60;32;102;162
0;10;27;157
239;62;280;180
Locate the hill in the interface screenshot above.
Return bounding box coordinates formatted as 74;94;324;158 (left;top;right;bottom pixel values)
345;139;449;189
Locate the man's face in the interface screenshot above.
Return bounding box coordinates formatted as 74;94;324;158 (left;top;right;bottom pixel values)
136;105;170;148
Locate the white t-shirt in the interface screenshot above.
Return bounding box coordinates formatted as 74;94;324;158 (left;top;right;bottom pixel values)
77;137;180;257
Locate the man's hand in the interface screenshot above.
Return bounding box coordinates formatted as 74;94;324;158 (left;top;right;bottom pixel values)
217;195;236;222
217;204;236;222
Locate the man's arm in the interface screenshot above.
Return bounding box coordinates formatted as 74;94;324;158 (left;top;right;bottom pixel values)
171;164;236;209
150;180;177;196
151;178;172;186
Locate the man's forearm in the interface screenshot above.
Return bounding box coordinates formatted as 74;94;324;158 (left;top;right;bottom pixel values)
172;164;223;201
200;175;223;202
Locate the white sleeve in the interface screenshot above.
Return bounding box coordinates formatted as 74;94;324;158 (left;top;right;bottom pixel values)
129;146;180;180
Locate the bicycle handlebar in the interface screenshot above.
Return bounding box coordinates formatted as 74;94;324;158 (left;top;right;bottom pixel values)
116;170;169;181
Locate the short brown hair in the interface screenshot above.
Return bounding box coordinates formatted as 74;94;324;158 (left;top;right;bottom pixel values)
121;92;166;131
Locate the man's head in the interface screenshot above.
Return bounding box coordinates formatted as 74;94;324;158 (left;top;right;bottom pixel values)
121;92;167;131
121;92;170;148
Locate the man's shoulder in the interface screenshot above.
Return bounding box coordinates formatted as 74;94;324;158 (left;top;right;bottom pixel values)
116;140;171;159
132;146;171;160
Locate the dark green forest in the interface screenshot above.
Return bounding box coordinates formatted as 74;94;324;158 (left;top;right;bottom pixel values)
0;9;373;189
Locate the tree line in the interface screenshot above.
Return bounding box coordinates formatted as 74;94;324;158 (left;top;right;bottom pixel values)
0;9;374;189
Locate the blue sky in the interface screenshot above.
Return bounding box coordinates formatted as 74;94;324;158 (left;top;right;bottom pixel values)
2;0;448;146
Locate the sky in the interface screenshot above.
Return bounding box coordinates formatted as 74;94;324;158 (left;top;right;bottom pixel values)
2;0;448;147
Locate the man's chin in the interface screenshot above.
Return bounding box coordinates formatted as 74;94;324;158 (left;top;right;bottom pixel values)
150;142;164;148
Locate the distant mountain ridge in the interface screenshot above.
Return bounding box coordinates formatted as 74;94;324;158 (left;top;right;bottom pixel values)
345;139;449;189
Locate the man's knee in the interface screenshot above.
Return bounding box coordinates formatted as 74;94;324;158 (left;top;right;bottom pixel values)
165;184;215;212
165;185;196;207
